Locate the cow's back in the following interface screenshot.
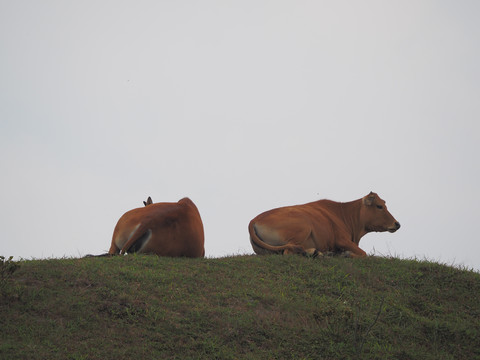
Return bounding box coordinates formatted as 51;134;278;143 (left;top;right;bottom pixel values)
174;198;205;257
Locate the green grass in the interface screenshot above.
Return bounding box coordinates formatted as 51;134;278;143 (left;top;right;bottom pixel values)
1;254;479;359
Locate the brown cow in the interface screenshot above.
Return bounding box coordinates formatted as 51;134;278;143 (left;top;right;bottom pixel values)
248;192;400;258
109;197;205;257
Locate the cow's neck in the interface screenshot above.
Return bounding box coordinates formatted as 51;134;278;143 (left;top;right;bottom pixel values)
340;199;367;244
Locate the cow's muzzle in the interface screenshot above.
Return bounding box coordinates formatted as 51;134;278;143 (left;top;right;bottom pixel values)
388;221;401;233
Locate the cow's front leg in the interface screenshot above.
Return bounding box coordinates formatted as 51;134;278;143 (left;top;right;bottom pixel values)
337;240;367;258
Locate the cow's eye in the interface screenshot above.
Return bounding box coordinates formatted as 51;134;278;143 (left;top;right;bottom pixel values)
376;205;383;210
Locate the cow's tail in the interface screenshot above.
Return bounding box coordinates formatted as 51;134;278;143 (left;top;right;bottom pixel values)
84;253;114;258
248;220;306;255
117;223;151;255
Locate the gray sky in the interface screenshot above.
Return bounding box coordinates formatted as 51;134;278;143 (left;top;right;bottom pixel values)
1;1;479;270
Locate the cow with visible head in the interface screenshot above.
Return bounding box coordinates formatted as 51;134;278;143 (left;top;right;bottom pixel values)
248;192;400;258
108;197;205;257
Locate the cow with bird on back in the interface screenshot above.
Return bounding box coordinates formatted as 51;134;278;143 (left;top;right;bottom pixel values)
107;196;205;258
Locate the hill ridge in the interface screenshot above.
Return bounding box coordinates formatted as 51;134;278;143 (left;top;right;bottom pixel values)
1;255;479;359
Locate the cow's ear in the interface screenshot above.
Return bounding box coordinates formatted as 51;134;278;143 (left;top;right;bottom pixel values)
363;192;376;206
144;196;153;206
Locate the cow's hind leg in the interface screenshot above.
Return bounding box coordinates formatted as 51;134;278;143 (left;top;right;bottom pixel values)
305;248;322;258
282;245;307;256
108;242;120;255
283;247;321;258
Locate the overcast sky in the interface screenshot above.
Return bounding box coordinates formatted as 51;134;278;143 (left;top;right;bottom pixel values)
1;1;479;271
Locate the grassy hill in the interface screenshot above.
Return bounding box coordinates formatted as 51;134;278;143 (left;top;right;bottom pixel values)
1;254;479;360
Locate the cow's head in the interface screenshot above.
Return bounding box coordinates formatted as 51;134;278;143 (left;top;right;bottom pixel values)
361;192;400;233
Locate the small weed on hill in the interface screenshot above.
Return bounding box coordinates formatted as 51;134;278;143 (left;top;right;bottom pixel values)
0;255;21;300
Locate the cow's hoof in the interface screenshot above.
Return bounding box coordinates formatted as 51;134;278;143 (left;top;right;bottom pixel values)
305;248;322;258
